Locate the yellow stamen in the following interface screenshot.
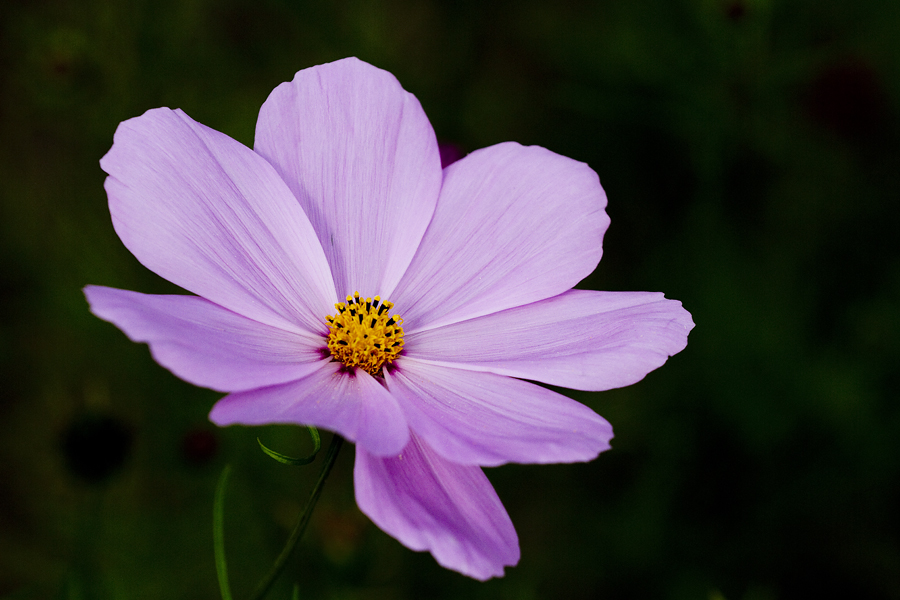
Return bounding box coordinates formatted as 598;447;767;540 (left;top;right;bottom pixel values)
325;291;405;376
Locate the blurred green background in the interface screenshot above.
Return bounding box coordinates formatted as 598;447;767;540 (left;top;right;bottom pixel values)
2;0;899;598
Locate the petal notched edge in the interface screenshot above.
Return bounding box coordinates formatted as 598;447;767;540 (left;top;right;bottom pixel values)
354;434;519;580
385;359;613;467
405;289;695;391
392;142;609;332
101;106;336;333
85;285;326;392
255;57;442;299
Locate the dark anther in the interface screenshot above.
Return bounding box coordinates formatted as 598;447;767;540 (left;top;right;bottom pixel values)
358;314;364;324
338;340;348;346
370;318;376;328
378;305;388;315
392;342;401;347
386;318;395;326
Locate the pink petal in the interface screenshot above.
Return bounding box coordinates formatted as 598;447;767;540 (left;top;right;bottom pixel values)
385;358;613;467
406;289;694;391
390;142;609;332
100;107;336;334
210;362;409;456
254;57;442;299
354;433;519;580
85;286;326;392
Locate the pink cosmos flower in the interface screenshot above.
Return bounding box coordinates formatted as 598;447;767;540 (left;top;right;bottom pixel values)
85;57;693;580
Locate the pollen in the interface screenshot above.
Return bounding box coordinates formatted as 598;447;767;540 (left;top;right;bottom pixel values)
325;291;405;376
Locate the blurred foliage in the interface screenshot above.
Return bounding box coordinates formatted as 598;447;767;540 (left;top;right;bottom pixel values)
1;0;899;598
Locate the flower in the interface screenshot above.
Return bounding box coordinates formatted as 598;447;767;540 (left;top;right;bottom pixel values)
85;57;694;580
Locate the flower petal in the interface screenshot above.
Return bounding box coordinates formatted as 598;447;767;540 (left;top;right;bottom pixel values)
385;358;613;467
85;285;326;392
210;363;409;456
391;142;609;331
406;289;694;391
100;107;336;333
354;433;519;580
254;57;442;299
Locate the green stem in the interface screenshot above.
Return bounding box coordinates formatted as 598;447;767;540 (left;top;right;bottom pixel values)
248;434;344;600
214;465;234;600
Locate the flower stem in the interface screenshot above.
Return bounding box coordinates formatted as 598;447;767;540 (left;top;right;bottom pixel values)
248;433;344;600
214;464;234;600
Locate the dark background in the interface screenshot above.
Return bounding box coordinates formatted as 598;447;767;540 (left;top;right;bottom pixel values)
1;0;899;598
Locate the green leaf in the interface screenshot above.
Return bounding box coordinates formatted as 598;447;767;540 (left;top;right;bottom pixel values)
257;426;321;466
213;464;233;600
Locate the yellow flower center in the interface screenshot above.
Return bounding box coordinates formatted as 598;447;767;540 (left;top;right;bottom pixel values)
325;292;405;376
